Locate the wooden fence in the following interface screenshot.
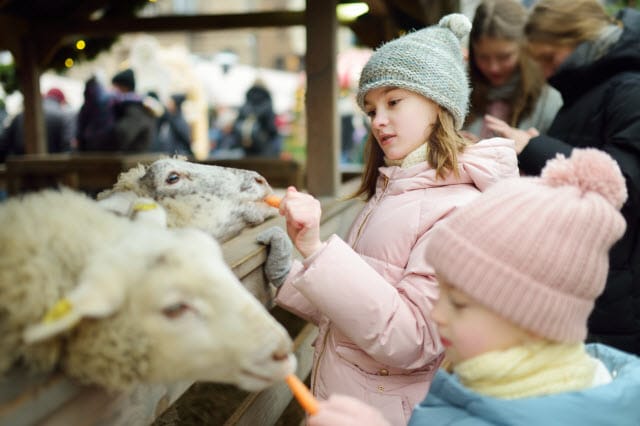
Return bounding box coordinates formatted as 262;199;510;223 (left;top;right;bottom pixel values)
4;153;305;196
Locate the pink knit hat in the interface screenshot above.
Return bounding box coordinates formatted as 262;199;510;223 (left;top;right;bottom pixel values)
426;148;627;342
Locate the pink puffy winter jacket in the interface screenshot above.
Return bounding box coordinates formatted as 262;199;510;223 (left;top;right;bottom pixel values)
276;138;518;425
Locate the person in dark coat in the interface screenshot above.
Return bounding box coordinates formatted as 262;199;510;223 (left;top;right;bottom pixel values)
77;69;157;152
231;82;281;157
0;88;75;161
485;0;640;355
152;93;193;157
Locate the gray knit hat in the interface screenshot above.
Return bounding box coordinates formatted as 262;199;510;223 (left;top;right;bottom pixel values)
357;14;472;129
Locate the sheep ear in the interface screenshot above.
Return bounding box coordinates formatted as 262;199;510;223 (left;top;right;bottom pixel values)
23;278;125;344
131;198;167;227
96;191;138;217
97;192;167;227
23;298;83;344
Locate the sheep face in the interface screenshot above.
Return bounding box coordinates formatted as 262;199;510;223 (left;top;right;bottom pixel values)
26;227;295;391
99;158;279;242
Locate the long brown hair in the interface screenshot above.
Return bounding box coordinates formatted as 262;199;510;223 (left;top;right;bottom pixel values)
525;0;619;46
352;108;469;201
466;0;546;128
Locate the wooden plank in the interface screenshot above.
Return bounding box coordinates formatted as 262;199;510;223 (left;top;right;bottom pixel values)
5;154;302;196
39;11;307;40
5;153;165;195
199;157;305;189
305;0;340;197
18;37;46;155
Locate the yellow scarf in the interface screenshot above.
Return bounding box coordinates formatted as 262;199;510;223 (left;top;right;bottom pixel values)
384;143;428;168
453;342;597;399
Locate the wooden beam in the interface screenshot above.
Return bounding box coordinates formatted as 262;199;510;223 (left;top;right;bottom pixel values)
305;0;340;197
18;37;46;155
0;14;28;58
35;10;306;39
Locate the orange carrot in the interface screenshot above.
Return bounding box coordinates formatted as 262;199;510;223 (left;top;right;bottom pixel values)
264;195;282;208
285;374;319;415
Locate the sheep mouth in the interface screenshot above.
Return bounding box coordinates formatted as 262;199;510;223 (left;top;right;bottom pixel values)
239;369;279;383
238;353;296;388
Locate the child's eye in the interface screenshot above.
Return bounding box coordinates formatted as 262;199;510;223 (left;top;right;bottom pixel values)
388;98;401;106
366;110;376;118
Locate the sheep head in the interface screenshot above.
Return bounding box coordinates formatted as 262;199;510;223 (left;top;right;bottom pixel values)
24;226;295;391
98;157;279;242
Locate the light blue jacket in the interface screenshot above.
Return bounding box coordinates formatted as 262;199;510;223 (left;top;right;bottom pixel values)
408;344;640;426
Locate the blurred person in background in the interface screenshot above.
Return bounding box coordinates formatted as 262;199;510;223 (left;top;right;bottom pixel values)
485;0;640;356
463;0;562;141
0;87;75;162
77;69;157;152
230;81;281;157
151;93;193;157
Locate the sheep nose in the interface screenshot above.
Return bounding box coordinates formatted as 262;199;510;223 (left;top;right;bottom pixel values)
272;351;290;362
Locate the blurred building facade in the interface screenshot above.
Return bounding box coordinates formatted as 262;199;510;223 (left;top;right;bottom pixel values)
141;0;305;72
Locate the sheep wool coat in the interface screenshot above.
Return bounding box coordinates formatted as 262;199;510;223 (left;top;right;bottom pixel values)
408;344;640;426
276;138;519;426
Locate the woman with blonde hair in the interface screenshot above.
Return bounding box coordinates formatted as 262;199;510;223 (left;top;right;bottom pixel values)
464;0;562;139
486;0;640;356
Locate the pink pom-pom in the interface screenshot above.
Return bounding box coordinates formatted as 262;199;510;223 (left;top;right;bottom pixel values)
541;148;627;209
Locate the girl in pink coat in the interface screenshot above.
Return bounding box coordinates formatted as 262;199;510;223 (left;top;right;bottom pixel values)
258;14;518;426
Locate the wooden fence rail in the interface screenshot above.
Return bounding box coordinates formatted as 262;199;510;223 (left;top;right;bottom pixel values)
4;153;305;196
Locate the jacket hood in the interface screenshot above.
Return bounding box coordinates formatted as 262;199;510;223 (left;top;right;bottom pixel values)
378;137;519;195
550;8;640;103
410;344;640;426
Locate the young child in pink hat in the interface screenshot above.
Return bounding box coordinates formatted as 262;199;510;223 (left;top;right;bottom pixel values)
307;148;640;426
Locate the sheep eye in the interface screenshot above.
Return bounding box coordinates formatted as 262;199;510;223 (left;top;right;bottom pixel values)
162;302;190;318
254;177;266;185
166;172;180;185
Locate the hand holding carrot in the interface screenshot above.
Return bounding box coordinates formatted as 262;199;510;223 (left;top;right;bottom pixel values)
279;187;323;258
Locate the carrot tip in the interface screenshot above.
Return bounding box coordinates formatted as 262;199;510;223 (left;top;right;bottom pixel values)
285;374;319;415
264;195;282;208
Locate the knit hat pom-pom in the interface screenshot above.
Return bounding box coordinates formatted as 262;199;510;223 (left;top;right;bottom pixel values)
542;148;628;209
438;13;472;40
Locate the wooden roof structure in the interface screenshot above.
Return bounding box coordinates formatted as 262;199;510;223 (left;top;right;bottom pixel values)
0;0;459;196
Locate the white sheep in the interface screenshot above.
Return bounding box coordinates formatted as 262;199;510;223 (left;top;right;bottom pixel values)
0;188;295;391
97;157;279;242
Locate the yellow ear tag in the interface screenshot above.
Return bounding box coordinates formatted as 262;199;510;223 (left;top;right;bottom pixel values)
43;299;73;324
133;202;158;212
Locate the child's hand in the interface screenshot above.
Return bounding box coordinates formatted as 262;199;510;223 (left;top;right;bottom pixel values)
308;395;391;426
484;114;538;154
279;186;323;258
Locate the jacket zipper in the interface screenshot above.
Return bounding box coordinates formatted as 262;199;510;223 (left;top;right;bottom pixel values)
311;326;330;396
311;175;390;395
353;175;389;250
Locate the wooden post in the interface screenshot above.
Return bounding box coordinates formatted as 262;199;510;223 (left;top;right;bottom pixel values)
19;37;46;155
305;0;340;197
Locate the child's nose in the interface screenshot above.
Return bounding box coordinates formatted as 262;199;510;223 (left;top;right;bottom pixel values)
372;111;388;128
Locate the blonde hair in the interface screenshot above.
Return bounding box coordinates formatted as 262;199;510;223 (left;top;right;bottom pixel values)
352;109;469;201
525;0;619;46
467;0;546;127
